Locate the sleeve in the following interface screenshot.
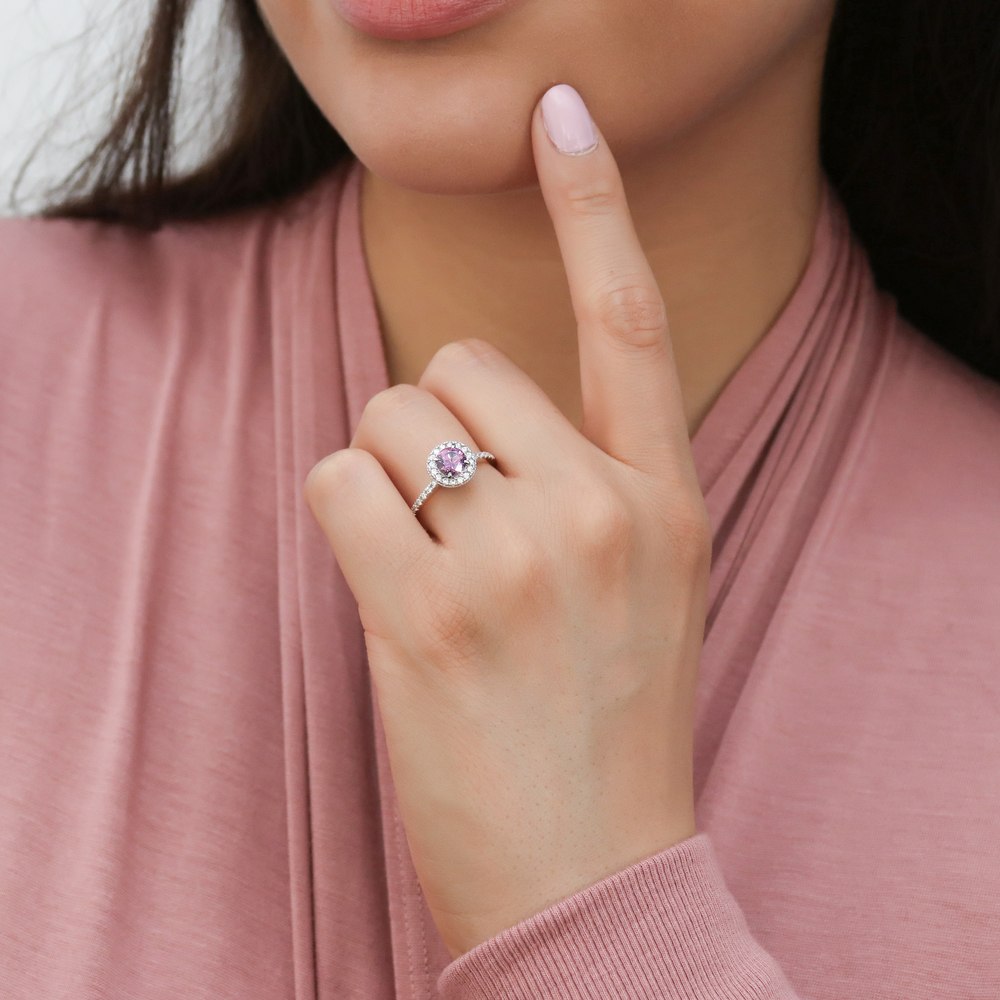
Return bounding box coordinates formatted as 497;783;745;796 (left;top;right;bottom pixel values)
435;833;803;1000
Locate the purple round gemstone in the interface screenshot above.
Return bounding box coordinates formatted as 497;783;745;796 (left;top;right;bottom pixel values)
435;447;467;477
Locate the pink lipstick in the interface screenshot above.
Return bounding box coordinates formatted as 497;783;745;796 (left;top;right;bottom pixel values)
331;0;518;40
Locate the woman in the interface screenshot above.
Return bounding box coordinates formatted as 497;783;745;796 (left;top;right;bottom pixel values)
1;0;998;996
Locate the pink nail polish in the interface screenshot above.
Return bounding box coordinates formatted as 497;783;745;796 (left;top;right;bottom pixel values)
541;84;599;156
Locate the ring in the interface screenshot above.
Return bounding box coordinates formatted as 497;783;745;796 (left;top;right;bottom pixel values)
411;440;496;516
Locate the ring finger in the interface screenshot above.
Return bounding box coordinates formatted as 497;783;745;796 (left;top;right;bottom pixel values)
350;382;505;543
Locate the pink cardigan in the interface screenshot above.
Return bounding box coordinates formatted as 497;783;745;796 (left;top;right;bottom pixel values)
1;156;999;999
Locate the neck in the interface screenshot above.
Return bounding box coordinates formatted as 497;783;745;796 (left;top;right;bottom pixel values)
359;26;829;439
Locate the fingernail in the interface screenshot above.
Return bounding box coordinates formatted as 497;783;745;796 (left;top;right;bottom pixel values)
541;84;599;156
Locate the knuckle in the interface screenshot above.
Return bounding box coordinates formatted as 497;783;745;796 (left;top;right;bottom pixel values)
421;337;494;386
572;486;634;558
586;281;668;350
564;175;622;217
362;382;426;423
664;498;713;569
304;448;367;504
495;532;549;596
410;577;484;664
445;336;497;363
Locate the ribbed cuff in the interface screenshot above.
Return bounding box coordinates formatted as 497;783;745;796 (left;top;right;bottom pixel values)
436;833;797;1000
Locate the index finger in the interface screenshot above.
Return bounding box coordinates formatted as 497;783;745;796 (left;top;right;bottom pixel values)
532;83;691;476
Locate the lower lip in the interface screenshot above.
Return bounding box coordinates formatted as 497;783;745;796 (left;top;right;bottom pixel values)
331;0;516;40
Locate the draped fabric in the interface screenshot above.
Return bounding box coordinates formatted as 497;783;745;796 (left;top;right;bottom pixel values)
1;155;998;1000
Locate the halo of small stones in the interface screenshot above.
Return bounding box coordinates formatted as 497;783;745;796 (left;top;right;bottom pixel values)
427;440;477;488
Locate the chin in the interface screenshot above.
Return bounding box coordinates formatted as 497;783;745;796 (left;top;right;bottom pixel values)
330;92;544;195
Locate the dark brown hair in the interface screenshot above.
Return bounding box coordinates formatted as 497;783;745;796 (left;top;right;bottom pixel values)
11;0;1000;384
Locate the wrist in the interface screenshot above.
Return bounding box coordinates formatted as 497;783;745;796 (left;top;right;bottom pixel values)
437;813;697;958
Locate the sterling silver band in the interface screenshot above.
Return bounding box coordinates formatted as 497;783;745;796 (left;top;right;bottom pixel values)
411;439;496;516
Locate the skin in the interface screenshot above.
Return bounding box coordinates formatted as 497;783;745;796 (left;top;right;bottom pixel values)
262;0;838;959
257;0;836;432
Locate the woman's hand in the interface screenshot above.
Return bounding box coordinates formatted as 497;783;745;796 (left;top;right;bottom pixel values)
304;84;711;960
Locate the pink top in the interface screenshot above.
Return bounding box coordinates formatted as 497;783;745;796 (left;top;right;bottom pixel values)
1;155;999;1000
